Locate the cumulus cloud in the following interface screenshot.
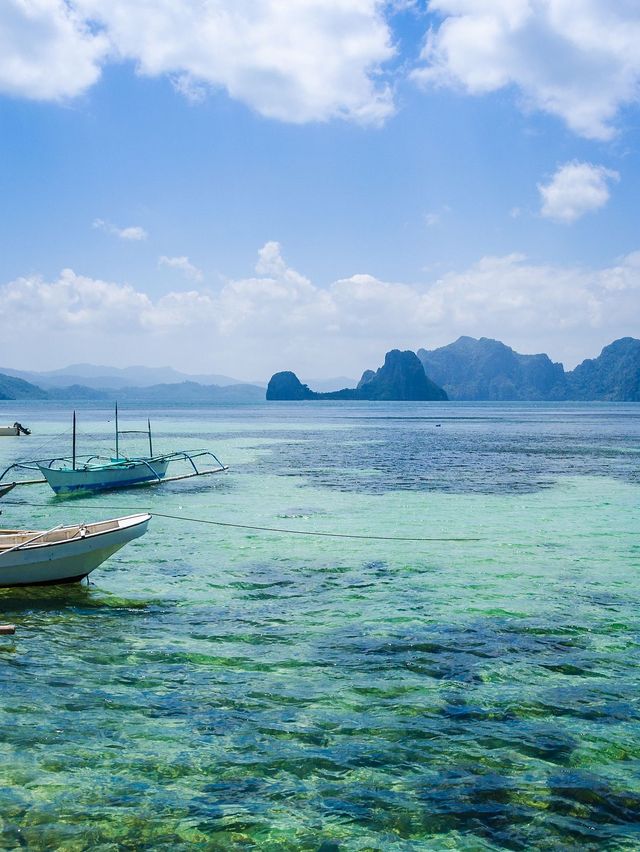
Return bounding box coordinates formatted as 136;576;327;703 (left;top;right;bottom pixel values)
0;0;107;101
0;268;152;331
159;255;203;282
2;243;639;375
538;161;619;223
93;219;148;241
413;1;640;139
0;1;395;124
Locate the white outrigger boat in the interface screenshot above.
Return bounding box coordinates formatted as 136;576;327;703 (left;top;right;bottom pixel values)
0;513;151;586
0;406;227;496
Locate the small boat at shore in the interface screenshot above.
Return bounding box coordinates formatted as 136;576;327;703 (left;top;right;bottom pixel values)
0;513;151;586
0;406;227;496
0;422;30;436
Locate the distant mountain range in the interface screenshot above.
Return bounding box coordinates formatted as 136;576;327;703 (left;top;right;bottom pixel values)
107;382;265;403
0;363;356;397
0;363;257;390
0;373;48;401
418;336;640;401
0;370;264;404
1;338;638;403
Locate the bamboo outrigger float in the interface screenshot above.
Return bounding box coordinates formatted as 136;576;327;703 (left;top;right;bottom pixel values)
0;406;228;496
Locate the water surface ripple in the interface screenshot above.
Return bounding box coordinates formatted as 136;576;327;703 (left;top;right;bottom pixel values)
0;401;639;850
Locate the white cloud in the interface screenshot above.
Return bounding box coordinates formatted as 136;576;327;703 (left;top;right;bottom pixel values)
0;1;395;124
0;0;107;101
413;1;640;139
93;219;148;241
117;226;148;241
0;268;152;331
2;243;639;375
159;255;203;282
538;161;619;223
424;205;451;227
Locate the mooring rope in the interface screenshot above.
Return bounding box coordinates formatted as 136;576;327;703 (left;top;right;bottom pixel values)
150;511;482;542
1;500;481;542
10;424;73;464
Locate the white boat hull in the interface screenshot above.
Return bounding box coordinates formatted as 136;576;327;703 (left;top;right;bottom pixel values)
0;513;150;587
0;422;30;436
38;459;170;495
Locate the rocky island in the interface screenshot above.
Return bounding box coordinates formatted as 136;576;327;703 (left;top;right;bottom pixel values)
266;350;448;401
417;336;640;401
568;337;640;401
417;336;568;401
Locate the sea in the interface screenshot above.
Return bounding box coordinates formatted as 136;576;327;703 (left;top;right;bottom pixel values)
0;400;639;851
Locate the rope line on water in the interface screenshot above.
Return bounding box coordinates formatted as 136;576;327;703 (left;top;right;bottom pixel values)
152;511;482;542
1;500;482;543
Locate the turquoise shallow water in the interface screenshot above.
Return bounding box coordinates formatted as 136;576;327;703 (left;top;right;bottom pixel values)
0;401;639;850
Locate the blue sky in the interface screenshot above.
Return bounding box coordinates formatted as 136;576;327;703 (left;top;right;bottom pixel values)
1;1;639;379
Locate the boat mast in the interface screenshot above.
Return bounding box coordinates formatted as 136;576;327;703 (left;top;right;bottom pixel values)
115;402;119;459
148;419;153;457
72;411;76;471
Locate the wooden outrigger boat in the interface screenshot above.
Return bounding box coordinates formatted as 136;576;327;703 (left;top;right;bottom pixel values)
0;406;227;496
0;513;151;586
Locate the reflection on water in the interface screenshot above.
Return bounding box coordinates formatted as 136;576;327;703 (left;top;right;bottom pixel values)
0;401;639;849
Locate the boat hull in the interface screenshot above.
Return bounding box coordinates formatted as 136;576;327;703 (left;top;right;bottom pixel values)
38;459;170;495
0;513;150;587
0;422;29;436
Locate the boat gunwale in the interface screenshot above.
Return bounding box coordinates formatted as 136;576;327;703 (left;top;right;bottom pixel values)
0;513;151;554
37;456;172;473
8;448;222;474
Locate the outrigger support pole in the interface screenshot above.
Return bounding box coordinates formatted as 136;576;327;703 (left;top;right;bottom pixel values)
148;419;153;457
186;452;200;475
115;402;119;460
72;411;76;471
136;458;164;483
181;450;225;476
210;452;224;469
